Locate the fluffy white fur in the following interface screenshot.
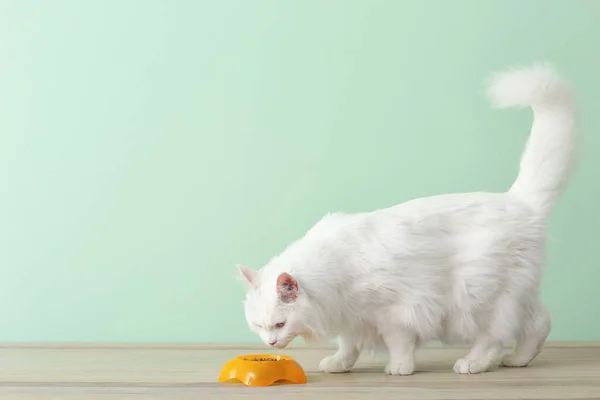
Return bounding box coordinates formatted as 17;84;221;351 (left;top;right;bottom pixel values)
237;63;577;375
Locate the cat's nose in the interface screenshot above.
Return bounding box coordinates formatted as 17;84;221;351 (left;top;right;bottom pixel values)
268;340;277;346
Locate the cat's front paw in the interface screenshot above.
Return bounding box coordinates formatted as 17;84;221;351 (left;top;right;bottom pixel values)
453;358;490;374
385;360;415;376
319;355;353;373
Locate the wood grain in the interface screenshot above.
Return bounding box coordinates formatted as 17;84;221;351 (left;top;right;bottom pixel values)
0;343;599;399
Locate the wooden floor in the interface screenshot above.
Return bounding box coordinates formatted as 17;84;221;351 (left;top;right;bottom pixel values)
0;343;599;399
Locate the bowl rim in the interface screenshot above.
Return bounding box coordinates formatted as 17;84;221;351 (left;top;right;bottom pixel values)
234;354;294;362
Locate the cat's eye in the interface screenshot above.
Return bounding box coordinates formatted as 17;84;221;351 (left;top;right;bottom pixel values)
274;322;286;329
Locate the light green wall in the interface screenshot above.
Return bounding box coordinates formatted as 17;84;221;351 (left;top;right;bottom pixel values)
1;0;598;342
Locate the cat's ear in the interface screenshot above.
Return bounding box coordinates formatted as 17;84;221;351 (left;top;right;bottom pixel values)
236;264;257;286
276;272;298;303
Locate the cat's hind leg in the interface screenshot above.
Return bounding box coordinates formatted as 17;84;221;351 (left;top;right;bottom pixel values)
502;301;550;368
453;293;522;374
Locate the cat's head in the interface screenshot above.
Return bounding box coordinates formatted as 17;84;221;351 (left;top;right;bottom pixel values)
237;265;312;349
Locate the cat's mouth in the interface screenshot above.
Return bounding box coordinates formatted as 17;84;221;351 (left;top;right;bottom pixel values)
269;336;294;349
272;341;290;349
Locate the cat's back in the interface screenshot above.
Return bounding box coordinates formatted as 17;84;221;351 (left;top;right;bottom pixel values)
364;191;544;268
277;191;541;278
385;191;538;229
297;191;539;261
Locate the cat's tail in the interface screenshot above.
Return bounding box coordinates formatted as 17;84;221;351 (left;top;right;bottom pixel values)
487;63;577;215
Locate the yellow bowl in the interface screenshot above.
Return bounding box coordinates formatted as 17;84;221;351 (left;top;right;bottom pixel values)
218;354;307;387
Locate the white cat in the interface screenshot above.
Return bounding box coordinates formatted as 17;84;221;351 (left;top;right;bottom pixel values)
236;63;577;375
